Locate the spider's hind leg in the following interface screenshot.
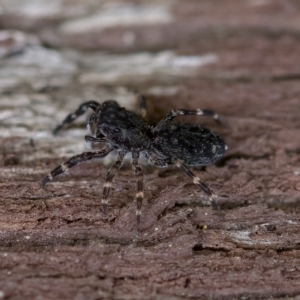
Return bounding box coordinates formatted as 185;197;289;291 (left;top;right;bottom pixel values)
53;100;101;134
176;160;218;209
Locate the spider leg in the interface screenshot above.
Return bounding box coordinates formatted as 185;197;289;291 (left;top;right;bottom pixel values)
84;135;108;149
176;159;217;208
159;108;220;124
102;150;126;214
86;113;98;136
132;152;144;223
53;100;101;134
137;95;147;118
146;151;172;168
41;147;113;187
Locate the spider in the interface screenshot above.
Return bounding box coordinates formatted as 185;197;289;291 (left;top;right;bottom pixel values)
41;99;227;223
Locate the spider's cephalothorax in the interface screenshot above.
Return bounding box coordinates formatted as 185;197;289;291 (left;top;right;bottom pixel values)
42;99;227;223
92;100;153;152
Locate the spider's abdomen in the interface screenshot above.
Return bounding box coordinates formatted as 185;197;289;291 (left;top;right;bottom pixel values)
153;122;226;166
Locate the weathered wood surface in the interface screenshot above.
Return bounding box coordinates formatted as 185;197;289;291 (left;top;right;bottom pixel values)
1;1;300;299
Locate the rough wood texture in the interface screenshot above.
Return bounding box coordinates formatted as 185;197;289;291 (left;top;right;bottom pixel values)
1;1;300;299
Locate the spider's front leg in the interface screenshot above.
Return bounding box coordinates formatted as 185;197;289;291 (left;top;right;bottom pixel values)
132;152;144;223
41;147;113;187
53;100;101;134
84;135;108;149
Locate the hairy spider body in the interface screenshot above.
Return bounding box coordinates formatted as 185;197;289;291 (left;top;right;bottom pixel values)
42;99;227;223
152;122;225;167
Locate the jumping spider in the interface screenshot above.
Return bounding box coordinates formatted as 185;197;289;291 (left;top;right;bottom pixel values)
41;99;227;223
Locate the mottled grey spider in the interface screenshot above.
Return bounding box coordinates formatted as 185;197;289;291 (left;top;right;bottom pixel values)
41;99;227;223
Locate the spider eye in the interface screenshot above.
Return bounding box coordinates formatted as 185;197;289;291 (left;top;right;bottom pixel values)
114;127;121;133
